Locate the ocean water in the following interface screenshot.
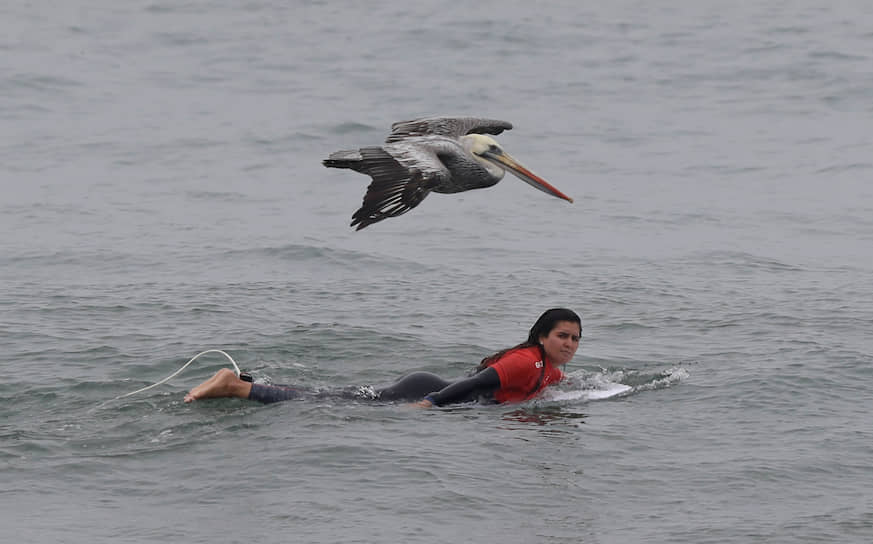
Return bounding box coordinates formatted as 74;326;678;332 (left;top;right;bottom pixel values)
2;2;872;542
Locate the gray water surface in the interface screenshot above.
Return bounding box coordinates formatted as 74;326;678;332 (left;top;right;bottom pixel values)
2;2;872;543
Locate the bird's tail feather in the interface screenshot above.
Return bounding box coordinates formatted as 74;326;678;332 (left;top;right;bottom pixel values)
323;150;364;171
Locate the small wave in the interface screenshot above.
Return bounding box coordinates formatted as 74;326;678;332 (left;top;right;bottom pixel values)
220;243;438;275
808;50;868;62
815;162;873;174
626;366;689;392
328;122;381;135
683;250;804;272
185;190;249;201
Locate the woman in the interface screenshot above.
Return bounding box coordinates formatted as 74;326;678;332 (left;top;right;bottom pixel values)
183;308;581;407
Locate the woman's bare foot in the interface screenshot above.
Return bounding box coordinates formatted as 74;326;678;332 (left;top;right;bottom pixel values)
184;368;252;403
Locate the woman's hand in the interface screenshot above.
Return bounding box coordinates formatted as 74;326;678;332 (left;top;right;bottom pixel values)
410;398;434;408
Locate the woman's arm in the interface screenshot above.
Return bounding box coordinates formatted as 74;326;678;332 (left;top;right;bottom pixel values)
416;367;501;407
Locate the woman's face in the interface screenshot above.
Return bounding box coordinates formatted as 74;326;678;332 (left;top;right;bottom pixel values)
539;320;581;366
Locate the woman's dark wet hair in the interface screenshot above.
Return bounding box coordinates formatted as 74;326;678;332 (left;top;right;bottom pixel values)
476;308;582;371
524;308;581;345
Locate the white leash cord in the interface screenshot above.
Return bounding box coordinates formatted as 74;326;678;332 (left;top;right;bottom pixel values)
111;349;242;401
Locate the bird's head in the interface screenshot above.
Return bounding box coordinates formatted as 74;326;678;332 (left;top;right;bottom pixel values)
463;133;503;157
460;134;507;180
460;134;574;203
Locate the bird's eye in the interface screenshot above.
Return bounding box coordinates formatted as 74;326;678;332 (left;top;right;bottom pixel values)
489;145;500;153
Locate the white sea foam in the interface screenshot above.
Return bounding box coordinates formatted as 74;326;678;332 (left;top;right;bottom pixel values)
545;382;633;402
542;366;688;402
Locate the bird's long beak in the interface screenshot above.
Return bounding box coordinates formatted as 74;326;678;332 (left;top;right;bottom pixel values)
483;149;573;203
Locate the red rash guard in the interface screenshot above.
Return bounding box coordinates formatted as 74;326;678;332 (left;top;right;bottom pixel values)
489;345;565;403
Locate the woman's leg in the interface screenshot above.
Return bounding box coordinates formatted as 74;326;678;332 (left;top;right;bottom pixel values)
185;368;454;405
247;383;307;404
184;368;252;403
377;371;453;402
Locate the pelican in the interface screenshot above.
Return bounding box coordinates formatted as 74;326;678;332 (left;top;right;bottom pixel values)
323;116;573;230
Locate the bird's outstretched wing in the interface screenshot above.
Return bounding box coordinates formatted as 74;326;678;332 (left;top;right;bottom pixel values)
386;116;513;143
350;146;445;231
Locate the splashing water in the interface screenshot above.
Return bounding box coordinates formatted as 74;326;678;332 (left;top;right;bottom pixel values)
541;366;689;402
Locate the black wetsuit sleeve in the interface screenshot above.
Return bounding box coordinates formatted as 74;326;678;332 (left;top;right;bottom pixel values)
426;367;501;406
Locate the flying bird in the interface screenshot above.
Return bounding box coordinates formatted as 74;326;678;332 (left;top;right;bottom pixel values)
323;116;573;230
